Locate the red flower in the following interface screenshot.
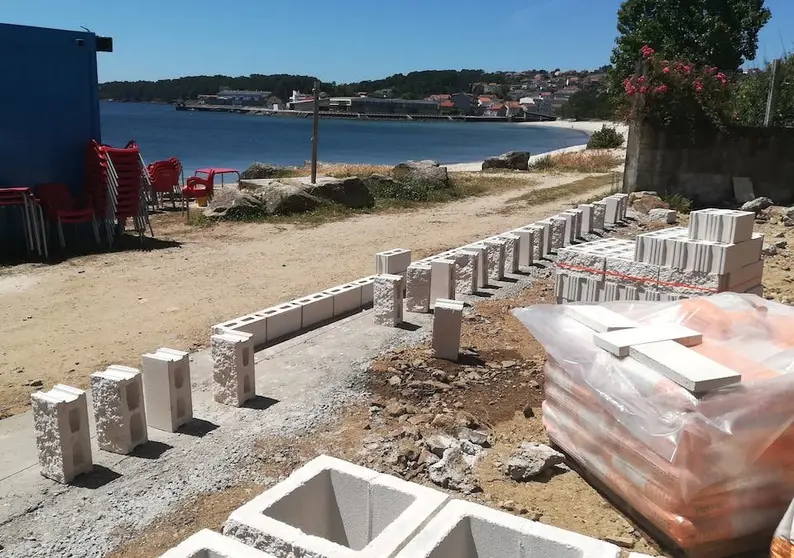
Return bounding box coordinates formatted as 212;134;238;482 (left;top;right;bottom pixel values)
662;66;670;74
682;65;692;75
640;86;649;94
694;80;704;93
654;85;668;94
640;45;655;58
637;76;646;85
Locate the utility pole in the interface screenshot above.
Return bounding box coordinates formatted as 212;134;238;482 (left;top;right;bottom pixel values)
764;59;782;127
311;80;320;184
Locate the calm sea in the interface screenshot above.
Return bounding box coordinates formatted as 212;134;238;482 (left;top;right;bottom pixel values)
100;102;588;173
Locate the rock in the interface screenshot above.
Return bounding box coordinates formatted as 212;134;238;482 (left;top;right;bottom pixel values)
627;190;658;205
459;427;490;447
604;535;635;549
506;442;565;481
500;360;517;368
455;411;480;428
418;448;439;466
27;379;44;388
395;439;420;465
785;207;794;221
253;180;324;215
407;413;434;426
632;195;670;215
741;196;774;214
459;439;482;456
426;434;457;457
203;184;267;219
361;174;401;195
648;208;677;224
240;162;288;179
775;232;786;238
385;402;408;417
300;176;375;209
762;244;778;257
775;239;788;249
431;414;455;429
500;500;517;511
522;404;535;419
388;375;402;387
482;151;530;171
428;447;481;494
391;160;449;188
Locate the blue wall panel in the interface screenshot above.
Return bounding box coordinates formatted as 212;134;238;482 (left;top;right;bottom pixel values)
0;24;101;197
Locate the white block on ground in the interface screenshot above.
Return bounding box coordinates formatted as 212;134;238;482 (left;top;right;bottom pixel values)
648;208;677;224
604;197;620;225
160;529;278;558
498;233;520;273
629;340;741;393
689;209;755;244
433;299;464;361
212;314;267;348
511;227;535;267
549;217;567;252
31;384;93;483
212;331;256;407
564;305;638;333
394;499;620;558
141;347;193;433
557;213;576;245
324;283;363;317
430;259;456;309
224;455;449;558
484;238;506;281
376;249;412;275
594;324;703;358
564;208;583;239
90;365;148;454
374;274;404;326
450;251;478;295
591;202;606;230
406;264;432;313
256;302;302;343
463;244;488;290
578;203;593;233
355;276;376;306
296;292;334;328
533;220;552;258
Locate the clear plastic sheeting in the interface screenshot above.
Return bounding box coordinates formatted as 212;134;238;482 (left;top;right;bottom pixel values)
513;293;794;549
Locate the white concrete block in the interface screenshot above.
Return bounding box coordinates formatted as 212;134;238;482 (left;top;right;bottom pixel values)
31;384;93;483
629;340;741;393
211;331;256;407
296;292;335;328
160;529;278;558
224;455;449;558
689;209;755;244
256;302;302;343
564;208;583;239
433;299;464;361
450;250;478;295
406;263;432;313
604;197;620;225
532;220;552;258
512;227;535;267
395;499;620;558
648;208;677;224
463;244;489;290
430;259;456;309
594;324;703;358
605;256;659;288
374;274;404;327
549;217;567;252
557;212;576;245
214;314;268;347
90;365;148;454
376;249;412;275
591;202;606;230
324;283;363;317
141;348;193;432
578;203;593;233
564;305;638;333
484;238;506;281
498;233;520;273
355;276;376;306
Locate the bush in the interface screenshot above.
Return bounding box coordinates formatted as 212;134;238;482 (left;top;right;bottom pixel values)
661;192;692;214
587;126;625;149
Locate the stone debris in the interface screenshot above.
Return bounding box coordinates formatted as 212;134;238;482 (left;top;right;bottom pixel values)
428;446;482;494
506;442;565;481
648;208;676;224
481;151;530;171
741;196;774;214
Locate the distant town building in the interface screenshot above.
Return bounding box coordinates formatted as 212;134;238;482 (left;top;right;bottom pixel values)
328;97;439;115
217;89;271;106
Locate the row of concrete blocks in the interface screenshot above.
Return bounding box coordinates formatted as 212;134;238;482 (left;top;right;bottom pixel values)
160;454;634;558
31;348;192;483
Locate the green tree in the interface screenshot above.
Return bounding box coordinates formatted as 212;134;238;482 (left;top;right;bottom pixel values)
559;89;615;120
733;54;794;127
609;0;771;90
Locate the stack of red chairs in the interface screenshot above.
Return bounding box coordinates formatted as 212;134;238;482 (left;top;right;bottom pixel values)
146;158;182;209
35;183;100;248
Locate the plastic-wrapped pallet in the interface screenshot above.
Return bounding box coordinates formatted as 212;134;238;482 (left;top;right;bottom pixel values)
772;497;794;557
513;293;794;556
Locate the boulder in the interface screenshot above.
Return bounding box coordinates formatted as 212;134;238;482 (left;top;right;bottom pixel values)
505;442;565;481
741;196;774;214
631;194;669;214
254;181;323;215
301;176;374;208
784;207;794;221
240;162;289;180
648;208;677;224
203;184;266;219
482;151;531;171
628;190;658;205
391;160;449;188
428;447;481;494
425;433;457;457
362;174;401;197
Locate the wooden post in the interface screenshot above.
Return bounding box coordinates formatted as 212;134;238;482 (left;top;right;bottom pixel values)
311;81;320;184
764;59;781;127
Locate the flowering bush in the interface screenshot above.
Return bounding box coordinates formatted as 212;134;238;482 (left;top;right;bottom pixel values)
621;45;733;133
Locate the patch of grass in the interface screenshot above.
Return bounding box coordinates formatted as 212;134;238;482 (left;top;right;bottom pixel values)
661;192;693;214
528;150;622;173
277;163;392;179
586;125;624;149
506;174;615;206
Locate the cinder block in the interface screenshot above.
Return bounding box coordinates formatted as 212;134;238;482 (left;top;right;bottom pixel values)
31;384;93;483
324;283;363;317
557;213;576;244
296;292;334;328
594;324;703;358
376;249;412;275
578;203;593;234
629;340;741;393
394;499;620;558
213;314;268;347
161;529;278;558
648;208;677;224
463;244;489;289
549;217;567;252
564;305;638;333
689;209;755;244
433;299;464;361
141;348;193;432
211;331;256;407
374;274;404;326
564;208;583;239
484;238;506;281
591;202;606;230
511;227;535;267
497;233;520;273
430;259;456;309
604;196;620;225
224;455;449;558
556;246;606;279
90;365;148;454
450;251;478;295
533;220;552;258
259;302;302;343
355;276;376;306
406;263;432;313
605;256;659;288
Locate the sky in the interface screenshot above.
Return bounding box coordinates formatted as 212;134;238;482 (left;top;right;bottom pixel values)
3;0;794;83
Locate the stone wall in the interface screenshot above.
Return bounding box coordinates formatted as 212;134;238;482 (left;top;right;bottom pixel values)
623;122;794;206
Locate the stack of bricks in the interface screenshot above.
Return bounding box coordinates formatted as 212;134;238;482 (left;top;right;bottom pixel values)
555;208;764;303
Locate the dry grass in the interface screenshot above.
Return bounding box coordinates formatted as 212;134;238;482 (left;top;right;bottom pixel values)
530;150;621;174
280;163;392;179
505;174;615;207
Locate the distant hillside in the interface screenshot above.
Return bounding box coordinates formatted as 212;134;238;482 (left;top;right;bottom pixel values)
99;70;511;103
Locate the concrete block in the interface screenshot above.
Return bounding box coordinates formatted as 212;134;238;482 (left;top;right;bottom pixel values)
745;283;764;296
31;384;93;483
406;264;432;313
450;250;478;295
532;220;551;258
564;208;583;239
324;283;363;317
374;274;404;326
395;499;620;558
376;249;412;275
604;196;620;225
90;365;148;454
161;529;278;558
683;233;764;274
689;209;755;244
511;227;535;267
557;213;576;245
212;314;267;348
497;233;520;273
254;302;302;343
484;238;506;281
556;247;606;279
296;292;334;328
629;340;741;393
549;217;567;252
564;305;638;333
578;203;593;233
605;256;659;288
463;244;488;290
648;208;677;224
430;259;456;309
355;276;376;306
141;348;193;432
433;299;464;361
211;331;256;407
594;324;703;358
591;202;606;231
224;455;449;558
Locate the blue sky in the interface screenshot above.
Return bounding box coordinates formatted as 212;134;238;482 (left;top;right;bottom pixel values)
3;0;793;83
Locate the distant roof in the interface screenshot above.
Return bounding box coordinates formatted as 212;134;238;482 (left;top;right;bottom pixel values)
218;90;271;96
440;100;455;108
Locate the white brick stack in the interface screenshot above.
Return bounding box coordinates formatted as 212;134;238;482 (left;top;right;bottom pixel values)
90;365;148;454
141;347;193;432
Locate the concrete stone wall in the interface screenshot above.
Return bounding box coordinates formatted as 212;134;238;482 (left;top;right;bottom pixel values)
623;122;794;206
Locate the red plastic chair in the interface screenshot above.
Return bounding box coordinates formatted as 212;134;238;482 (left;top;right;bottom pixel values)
35;183;100;248
181;175;214;205
147;160;181;208
0;187;45;256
